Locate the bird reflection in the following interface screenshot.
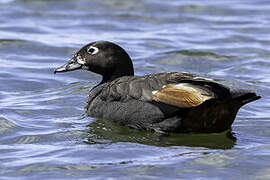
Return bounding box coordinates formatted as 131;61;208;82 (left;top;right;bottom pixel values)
84;118;236;149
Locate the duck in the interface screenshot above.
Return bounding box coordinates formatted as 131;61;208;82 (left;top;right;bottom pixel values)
54;41;261;133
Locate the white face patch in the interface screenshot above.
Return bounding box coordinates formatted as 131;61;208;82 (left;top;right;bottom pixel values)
76;54;86;65
87;46;99;55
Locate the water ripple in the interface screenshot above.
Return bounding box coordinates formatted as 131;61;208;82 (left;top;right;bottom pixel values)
0;0;269;179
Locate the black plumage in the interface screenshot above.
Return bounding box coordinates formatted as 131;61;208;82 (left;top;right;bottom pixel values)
54;41;260;133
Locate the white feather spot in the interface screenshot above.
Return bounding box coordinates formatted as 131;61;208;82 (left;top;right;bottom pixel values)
152;90;158;95
76;55;85;65
174;83;197;92
193;76;214;81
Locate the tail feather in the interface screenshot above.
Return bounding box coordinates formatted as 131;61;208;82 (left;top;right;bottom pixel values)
230;89;261;107
179;89;261;133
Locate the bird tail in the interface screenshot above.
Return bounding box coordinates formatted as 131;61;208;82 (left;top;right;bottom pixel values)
230;89;261;107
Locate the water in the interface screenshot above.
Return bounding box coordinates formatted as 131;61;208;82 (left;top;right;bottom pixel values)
0;0;269;179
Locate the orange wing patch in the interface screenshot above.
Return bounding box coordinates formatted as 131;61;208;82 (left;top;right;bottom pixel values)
152;83;214;108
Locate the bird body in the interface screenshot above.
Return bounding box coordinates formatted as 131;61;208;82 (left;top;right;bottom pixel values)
54;41;260;133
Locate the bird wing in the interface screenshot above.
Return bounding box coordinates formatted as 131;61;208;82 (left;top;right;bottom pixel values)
152;83;214;108
100;72;230;108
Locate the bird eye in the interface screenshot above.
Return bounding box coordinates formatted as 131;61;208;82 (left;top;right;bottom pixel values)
87;46;99;55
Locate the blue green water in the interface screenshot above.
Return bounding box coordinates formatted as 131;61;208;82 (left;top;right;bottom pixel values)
0;0;269;179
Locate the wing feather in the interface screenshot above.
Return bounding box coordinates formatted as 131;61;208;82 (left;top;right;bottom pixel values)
152;83;214;108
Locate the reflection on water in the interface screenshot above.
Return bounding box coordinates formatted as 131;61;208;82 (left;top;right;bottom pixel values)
86;119;236;149
0;0;270;179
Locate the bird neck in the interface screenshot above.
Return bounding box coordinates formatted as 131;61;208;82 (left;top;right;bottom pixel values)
100;63;134;84
100;52;134;83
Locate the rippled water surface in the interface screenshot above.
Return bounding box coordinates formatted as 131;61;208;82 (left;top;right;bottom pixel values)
1;0;270;179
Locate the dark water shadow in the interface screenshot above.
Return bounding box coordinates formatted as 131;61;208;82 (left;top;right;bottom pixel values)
164;49;236;59
84;119;236;149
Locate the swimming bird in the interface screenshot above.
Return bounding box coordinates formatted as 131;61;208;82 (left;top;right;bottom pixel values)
54;41;260;133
